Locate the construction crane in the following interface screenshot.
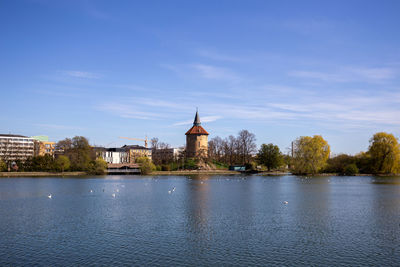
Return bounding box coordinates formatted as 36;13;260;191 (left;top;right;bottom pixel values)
119;136;148;148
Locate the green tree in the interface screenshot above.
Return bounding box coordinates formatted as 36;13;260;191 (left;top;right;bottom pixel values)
343;164;359;176
136;157;156;175
57;136;94;171
0;159;6;172
87;158;108;175
55;155;70;172
324;154;355;174
257;143;283;171
292;135;330;175
368;132;400;174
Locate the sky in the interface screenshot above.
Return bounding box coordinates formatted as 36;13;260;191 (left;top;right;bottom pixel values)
1;0;400;154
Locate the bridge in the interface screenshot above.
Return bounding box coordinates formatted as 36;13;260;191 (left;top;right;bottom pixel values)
106;163;141;174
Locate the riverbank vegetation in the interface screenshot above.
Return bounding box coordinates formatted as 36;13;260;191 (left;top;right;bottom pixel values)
1;132;399;176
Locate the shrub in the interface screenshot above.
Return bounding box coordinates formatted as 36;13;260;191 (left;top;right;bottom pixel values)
136;157;156;175
344;164;359;176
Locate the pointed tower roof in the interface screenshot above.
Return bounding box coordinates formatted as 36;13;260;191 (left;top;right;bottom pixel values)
193;110;201;126
185;110;209;135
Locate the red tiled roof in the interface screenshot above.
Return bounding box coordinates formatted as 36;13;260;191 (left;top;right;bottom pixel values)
185;125;209;135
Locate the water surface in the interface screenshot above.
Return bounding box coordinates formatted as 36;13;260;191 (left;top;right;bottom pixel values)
1;175;399;266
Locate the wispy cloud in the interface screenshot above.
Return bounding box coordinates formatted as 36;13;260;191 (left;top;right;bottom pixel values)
62;70;100;79
161;63;242;82
289;66;397;83
34;123;84;130
173;115;222;126
198;49;244;62
191;64;241;81
98;103;164;120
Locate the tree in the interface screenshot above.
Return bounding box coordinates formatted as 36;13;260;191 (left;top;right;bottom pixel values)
55;155;70;172
344;164;359;176
292;135;330;175
136;157;156;175
57;136;94;171
237;130;257;164
87;158;108;175
324;154;355;174
257;143;284;171
0;159;6;172
368;132;400;174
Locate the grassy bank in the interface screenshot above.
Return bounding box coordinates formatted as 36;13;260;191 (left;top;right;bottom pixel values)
0;172;87;177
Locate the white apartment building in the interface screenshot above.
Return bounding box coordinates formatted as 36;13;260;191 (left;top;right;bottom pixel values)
0;134;35;161
100;148;129;164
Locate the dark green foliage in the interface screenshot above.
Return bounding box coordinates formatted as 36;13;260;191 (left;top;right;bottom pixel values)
54;156;70;172
344;164;359;176
0;159;6;171
161;165;171;171
257;143;284;171
184;158;197;170
324;154;355;174
87;158;108;175
136;157;156;175
57;136;95;171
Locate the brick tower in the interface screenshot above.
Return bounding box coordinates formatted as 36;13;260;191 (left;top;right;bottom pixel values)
185;110;209;158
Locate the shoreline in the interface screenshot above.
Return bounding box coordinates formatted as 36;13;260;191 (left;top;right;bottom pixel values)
0;172;87;177
1;171;398;177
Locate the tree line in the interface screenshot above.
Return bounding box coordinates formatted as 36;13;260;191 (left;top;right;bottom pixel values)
0;136;107;174
2;132;399;175
256;132;400;175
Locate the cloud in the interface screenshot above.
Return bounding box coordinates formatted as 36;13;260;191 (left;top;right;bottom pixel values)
34;124;84;130
161;63;242;82
62;71;100;79
191;64;241;81
289;66;397;83
173;115;222;126
198;50;244;62
98;103;163;120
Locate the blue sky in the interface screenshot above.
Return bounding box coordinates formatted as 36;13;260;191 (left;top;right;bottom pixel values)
1;0;400;154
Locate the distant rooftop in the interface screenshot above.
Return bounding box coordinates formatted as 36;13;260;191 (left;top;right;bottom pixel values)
122;145;150;150
0;134;28;138
31;135;49;142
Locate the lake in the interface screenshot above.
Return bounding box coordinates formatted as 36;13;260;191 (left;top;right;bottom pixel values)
0;175;399;266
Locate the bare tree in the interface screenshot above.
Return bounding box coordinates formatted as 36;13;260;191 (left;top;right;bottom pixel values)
237;130;257;165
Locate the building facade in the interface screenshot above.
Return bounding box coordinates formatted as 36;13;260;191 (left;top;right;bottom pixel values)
0;134;35;162
99;148;130;164
122;145;152;163
32;136;56;156
185;111;209;158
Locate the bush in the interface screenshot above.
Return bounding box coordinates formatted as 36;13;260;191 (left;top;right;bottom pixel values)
245;161;257;171
55;155;70;172
87;158;108;175
344;164;359;176
184;158;197;170
136;157;156;175
161;165;171;171
0;159;7;172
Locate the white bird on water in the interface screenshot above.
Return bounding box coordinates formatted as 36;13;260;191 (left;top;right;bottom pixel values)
48;194;52;199
116;189;119;193
283;201;288;205
90;190;93;193
112;193;116;198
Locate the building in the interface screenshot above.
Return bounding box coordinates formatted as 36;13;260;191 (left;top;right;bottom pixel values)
185;111;209;158
100;148;130;164
152;147;184;164
122;145;152;163
31;135;56;156
0;134;35;162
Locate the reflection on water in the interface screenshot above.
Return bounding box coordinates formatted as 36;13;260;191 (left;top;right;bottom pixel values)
0;175;400;266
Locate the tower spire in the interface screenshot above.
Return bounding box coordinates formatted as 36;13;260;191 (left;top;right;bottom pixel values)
193;109;201;126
